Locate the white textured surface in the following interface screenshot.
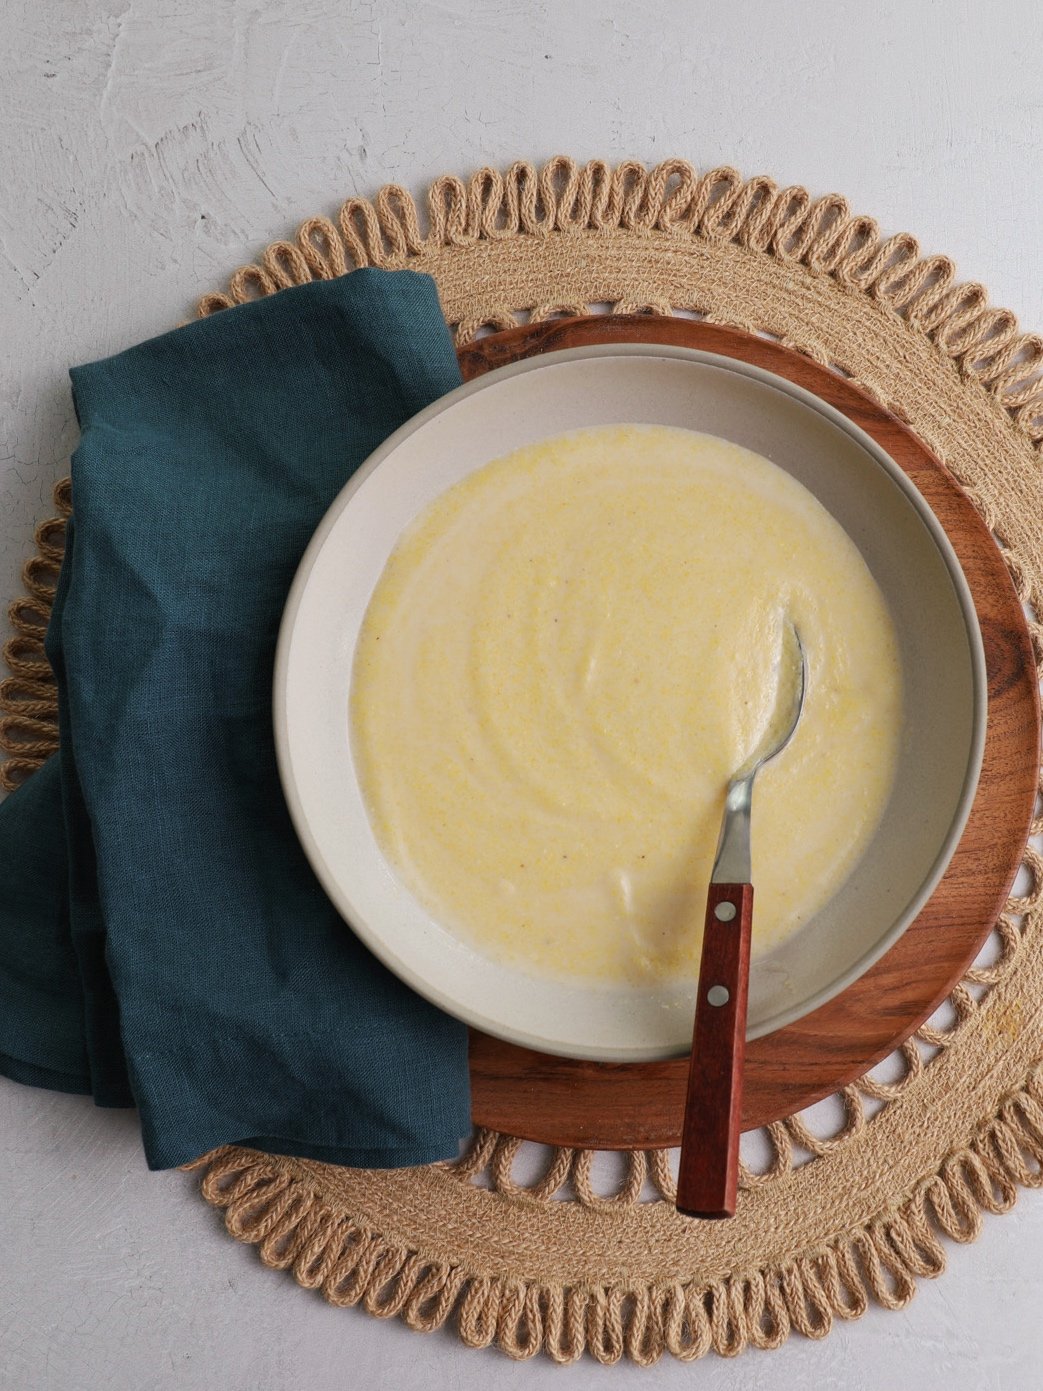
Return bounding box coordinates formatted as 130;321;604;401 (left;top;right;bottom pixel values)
2;1;1043;1386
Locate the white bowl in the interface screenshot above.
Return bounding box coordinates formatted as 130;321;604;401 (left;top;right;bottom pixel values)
274;346;987;1061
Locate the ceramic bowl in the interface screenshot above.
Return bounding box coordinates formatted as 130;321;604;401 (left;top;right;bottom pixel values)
274;346;987;1061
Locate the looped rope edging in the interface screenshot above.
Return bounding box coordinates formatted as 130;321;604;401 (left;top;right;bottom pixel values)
0;480;69;790
185;1062;1043;1365
197;157;1043;449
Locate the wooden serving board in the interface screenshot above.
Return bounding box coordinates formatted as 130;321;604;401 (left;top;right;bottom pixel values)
456;315;1041;1150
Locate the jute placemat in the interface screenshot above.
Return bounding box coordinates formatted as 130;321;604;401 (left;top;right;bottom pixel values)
4;157;1043;1365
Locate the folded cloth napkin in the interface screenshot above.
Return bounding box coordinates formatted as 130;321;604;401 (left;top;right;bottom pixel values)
0;269;472;1169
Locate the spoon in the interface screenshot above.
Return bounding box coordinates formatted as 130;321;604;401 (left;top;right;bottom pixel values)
676;626;807;1219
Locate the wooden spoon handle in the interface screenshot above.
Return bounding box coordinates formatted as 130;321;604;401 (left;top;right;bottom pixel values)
676;881;754;1219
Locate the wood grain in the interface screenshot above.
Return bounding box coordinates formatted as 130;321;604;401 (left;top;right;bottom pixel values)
461;316;1041;1148
677;882;754;1219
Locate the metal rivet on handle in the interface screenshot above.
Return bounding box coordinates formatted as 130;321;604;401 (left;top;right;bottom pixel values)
707;985;730;1006
714;901;737;922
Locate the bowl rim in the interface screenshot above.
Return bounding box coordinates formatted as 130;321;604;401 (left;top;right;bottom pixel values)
273;342;988;1056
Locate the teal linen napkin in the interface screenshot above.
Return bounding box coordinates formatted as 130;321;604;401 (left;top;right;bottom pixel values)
0;269;471;1169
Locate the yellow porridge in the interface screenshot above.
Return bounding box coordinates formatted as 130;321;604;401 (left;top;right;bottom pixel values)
350;424;902;985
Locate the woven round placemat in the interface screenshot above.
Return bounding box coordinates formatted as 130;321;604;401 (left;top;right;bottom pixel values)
4;157;1043;1365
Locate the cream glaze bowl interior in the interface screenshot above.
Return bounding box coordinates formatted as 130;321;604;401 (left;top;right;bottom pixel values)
274;346;987;1062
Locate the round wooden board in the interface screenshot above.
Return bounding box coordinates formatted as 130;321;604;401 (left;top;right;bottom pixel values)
457;315;1041;1149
